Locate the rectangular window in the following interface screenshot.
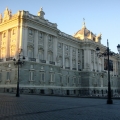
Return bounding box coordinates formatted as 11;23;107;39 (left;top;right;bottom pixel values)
7;72;10;80
48;35;52;41
72;48;76;53
66;45;68;50
13;29;15;35
29;29;33;35
29;71;34;81
78;77;81;85
50;73;54;82
41;73;44;81
67;77;69;83
73;77;76;84
3;32;6;38
39;32;43;38
58;43;62;48
60;75;62;83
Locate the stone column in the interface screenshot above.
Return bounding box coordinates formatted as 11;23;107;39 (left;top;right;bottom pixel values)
84;49;90;71
63;44;65;68
53;37;57;65
70;46;72;70
81;49;84;70
101;77;103;87
101;57;104;71
16;26;20;58
114;61;116;75
89;50;91;71
22;27;28;60
93;50;96;71
97;57;99;71
34;30;38;61
76;49;78;70
6;29;10;58
44;33;48;63
0;33;1;58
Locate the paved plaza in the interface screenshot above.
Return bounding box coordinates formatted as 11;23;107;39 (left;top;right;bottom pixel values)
0;93;120;120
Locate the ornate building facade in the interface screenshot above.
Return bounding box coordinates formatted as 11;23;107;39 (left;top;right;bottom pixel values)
0;8;120;96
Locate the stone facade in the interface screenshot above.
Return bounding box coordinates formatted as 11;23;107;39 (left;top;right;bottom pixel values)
0;8;120;96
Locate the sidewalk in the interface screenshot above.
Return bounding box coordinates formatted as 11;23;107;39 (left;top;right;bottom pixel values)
0;93;120;120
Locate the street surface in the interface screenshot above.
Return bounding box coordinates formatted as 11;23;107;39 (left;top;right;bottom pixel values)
0;93;120;120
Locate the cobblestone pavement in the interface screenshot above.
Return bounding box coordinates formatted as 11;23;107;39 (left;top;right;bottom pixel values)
0;93;120;120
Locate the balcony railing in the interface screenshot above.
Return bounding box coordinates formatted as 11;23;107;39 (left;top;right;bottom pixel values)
65;67;70;69
29;58;36;62
6;57;13;61
40;60;46;63
49;61;55;65
72;68;76;70
0;59;3;62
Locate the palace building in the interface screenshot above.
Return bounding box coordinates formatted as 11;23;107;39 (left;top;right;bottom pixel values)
0;8;120;96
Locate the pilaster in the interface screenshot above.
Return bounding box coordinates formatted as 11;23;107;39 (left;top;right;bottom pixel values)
0;33;1;58
70;46;72;70
113;61;117;75
97;57;99;71
89;50;92;71
34;30;38;59
83;49;90;71
63;44;65;68
93;50;95;70
6;29;10;58
16;26;20;57
44;33;48;62
76;49;78;70
53;37;57;65
23;26;28;60
101;57;104;71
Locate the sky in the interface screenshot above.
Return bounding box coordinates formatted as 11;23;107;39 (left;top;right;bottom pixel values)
0;0;120;53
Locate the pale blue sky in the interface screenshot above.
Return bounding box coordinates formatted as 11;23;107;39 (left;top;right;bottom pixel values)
0;0;120;53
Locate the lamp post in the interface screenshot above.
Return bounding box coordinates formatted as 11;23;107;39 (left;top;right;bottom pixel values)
117;44;120;54
96;39;113;104
13;49;25;97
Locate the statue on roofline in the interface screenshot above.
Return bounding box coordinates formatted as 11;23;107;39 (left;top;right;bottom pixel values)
3;7;12;21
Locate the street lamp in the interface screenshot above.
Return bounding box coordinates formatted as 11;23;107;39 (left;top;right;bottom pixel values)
96;39;113;104
117;44;120;54
13;49;25;97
